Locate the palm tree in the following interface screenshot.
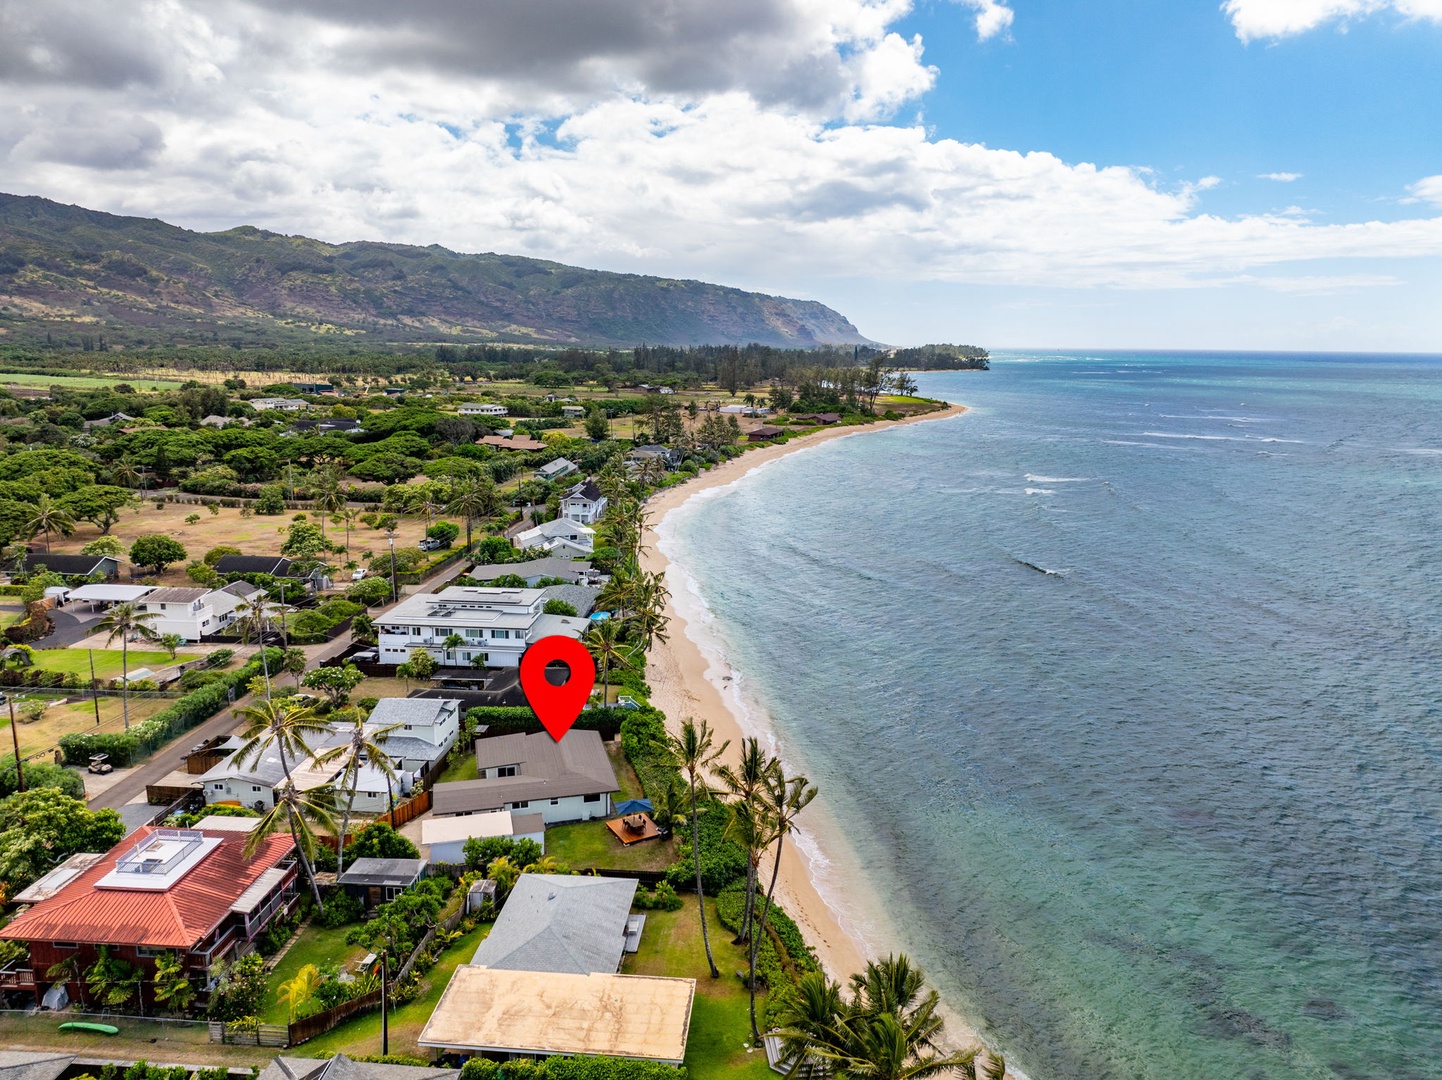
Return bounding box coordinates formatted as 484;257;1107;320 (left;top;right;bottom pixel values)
584;618;633;705
152;950;195;1014
774;959;982;1080
446;474;501;553
627;570;671;651
746;770;818;1040
245;779;338;912
45;954;85;1008
109;457;143;489
312;467;347;546
716;739;777;982
313;712;403;875
25;494;75;554
97;602;160;731
234;597;277;698
278;962;324;1021
441;632;465;667
339;507;361;556
665;718;729;978
158;632;185;661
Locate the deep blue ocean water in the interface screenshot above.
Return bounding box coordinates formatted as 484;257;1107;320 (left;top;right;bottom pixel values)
660;352;1442;1080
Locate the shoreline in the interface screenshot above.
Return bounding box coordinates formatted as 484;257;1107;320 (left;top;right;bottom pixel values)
637;403;972;1013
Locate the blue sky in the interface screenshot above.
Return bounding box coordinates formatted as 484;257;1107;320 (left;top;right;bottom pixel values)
1;0;1439;350
900;0;1442;222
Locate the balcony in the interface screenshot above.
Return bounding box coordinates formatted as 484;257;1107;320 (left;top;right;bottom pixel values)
0;966;36;990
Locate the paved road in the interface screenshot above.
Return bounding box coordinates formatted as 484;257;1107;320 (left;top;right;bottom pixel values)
87;553;475;812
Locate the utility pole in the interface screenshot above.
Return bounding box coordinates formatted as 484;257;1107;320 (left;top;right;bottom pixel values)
380;950;389;1056
8;696;24;793
388;533;397;606
88;649;101;726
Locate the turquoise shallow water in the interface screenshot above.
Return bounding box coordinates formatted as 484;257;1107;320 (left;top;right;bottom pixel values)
661;352;1442;1080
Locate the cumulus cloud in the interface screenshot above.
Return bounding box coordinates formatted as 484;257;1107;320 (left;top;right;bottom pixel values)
1406;175;1442;206
1260;172;1303;181
1222;0;1442;41
0;0;1439;299
955;0;1016;40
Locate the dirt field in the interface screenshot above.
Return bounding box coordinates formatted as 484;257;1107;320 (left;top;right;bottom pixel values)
1;691;175;760
46;502;434;584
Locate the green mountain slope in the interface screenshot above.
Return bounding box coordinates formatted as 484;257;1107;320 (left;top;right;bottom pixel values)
0;193;869;349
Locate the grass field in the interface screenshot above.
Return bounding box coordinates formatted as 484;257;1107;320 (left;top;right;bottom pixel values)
622;896;776;1080
297;921;491;1057
31;648;199;679
0;601;24;629
262;922;369;1025
0;371;183;390
0;692;174;759
546;819;677;872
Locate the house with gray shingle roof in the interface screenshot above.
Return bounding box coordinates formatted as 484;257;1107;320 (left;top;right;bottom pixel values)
470;874;637;975
433;729;618;824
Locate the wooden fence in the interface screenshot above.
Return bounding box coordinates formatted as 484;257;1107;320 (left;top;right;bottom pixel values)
146;782;201;806
378;788;432;829
208;1020;290;1046
285;986;383;1045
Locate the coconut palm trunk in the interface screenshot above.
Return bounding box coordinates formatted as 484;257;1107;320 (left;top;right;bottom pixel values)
690;767;720;978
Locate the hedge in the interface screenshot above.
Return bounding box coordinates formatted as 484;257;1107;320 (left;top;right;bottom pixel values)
461;1056;685;1080
465;705;625;741
59;647;283;766
715;881;819;1027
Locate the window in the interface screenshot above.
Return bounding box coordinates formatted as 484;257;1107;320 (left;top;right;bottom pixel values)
583;793;601;803
251;785;261;793
404;724;412;730
464;628;483;639
136;946;164;958
55;942;78;950
550;798;560;806
511;800;529;809
492;629;510;639
213;783;225;791
496;765;517;778
411;626;423;636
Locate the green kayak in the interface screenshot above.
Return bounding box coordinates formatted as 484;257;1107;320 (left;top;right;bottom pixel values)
58;1021;119;1035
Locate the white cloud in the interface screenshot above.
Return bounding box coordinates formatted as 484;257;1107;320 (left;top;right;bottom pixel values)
1222;0;1442;41
0;0;1439;305
1260;171;1303;181
954;0;1015;40
1405;175;1442;206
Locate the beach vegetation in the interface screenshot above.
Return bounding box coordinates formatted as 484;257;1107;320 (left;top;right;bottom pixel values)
665;717;731;978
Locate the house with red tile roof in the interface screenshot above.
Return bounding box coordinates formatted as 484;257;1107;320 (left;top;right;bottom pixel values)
0;824;296;1009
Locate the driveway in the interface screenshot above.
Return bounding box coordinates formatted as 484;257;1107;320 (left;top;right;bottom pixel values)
39;606;105;648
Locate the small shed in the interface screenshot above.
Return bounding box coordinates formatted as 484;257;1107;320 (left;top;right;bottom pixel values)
336;857;426;907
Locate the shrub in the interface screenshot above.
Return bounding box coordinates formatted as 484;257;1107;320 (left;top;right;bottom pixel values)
462;835;542;871
255;486;285;514
204;545;243;566
205;648;236;668
129;534;187;573
543;599;578;617
346;577;393;606
314;889;365;927
347;822;420;862
633;881;683;911
425;521;460;547
317;598;364;621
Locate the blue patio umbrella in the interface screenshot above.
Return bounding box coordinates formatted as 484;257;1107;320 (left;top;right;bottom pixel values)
614;799;653;815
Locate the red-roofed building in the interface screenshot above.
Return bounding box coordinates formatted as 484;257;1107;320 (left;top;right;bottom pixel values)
0;825;296;1009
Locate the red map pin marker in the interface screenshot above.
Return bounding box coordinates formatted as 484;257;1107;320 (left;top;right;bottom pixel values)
519;635;596;742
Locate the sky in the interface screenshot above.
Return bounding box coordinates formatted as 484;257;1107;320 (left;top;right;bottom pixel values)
1;0;1440;350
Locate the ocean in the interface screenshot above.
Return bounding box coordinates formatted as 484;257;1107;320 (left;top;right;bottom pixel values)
656;351;1442;1080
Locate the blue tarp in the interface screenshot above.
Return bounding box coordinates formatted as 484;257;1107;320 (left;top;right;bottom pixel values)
615;799;654;814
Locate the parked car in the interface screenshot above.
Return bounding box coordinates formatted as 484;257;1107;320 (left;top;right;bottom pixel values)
351;568;368;580
418;538;443;552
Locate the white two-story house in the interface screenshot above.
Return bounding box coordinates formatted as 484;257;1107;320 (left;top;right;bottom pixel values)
137;581;264;643
514;518;595;558
377;586;589;668
459;403;508;417
366;697;462;775
560;479;608;524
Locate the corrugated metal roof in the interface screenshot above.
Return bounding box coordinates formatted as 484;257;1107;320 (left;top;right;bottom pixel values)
230;866;288;914
0;826;294;949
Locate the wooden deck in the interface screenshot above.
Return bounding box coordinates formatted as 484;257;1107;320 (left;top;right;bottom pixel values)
605;813;661;845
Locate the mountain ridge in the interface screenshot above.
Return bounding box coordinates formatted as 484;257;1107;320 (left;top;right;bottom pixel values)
0;193;870;349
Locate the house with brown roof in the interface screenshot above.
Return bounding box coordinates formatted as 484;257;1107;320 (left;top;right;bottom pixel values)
478;434;547;452
432;729;619;825
0;825;297;1009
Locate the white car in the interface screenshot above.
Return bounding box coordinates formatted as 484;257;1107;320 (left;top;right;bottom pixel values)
351;568;368;580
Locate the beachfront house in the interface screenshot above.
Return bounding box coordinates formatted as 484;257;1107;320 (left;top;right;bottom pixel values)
431;729;618;824
419;874;693;1064
515;518;595;558
376;586;589;667
461;558;599;587
0;825;298;1009
560;479;608;524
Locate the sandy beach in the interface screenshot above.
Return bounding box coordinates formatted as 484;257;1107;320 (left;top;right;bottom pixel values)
637;404;967;985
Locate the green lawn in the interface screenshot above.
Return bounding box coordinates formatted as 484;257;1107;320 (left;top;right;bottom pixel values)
31;648;200;680
623;897;776;1080
437;752;477;784
0;603;25;629
297;922;491;1057
262;922;368;1025
607;740;647;802
546;819;677;873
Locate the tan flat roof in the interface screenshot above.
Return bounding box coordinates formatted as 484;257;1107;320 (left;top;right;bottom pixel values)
418;966;695;1064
